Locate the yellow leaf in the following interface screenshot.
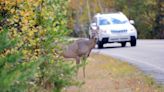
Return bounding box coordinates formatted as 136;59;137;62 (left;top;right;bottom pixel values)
22;50;28;55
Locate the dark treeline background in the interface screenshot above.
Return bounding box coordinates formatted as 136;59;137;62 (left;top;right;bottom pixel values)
68;0;164;39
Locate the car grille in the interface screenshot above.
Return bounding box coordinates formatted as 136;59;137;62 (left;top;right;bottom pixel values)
111;30;127;33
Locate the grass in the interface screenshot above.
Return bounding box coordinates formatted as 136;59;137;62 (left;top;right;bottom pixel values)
63;53;164;92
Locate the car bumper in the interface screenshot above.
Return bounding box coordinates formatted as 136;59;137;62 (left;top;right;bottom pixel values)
98;33;137;43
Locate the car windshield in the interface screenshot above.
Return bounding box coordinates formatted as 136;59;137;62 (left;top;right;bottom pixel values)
99;17;128;25
99;18;110;25
111;18;128;24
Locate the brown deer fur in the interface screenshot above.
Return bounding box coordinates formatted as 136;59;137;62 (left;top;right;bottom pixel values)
62;29;98;77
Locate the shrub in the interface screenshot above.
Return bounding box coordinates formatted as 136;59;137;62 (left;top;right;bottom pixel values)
0;0;77;92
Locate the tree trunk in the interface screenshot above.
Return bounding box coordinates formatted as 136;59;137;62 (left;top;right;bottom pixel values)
87;0;92;24
74;0;81;36
97;0;103;13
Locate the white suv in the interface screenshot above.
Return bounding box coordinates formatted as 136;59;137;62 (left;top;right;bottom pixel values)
89;12;137;48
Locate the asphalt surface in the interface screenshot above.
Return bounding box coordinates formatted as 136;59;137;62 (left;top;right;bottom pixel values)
93;40;164;84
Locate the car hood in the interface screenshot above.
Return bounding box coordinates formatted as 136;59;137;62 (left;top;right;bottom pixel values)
99;24;134;31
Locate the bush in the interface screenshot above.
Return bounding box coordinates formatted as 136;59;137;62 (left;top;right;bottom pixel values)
0;0;78;92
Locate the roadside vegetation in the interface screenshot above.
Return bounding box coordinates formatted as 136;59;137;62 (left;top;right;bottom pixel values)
0;0;78;92
68;0;164;39
0;0;163;92
65;53;164;92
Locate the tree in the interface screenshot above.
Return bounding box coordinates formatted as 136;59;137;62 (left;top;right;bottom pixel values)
154;0;164;38
68;0;162;39
0;0;77;91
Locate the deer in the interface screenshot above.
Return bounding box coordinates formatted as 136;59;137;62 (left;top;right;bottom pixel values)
61;26;98;78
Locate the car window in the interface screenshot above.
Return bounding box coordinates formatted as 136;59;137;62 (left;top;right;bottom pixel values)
111;18;128;24
99;18;110;25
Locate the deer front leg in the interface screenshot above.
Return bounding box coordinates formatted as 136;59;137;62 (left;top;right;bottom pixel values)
75;56;80;77
82;56;87;78
87;49;92;57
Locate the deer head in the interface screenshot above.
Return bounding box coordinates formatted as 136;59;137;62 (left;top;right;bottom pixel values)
90;23;99;39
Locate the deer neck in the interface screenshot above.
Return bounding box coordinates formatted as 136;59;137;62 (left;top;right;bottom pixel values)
89;38;96;49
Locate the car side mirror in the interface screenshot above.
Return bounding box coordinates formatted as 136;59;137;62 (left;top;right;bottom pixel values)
129;20;135;24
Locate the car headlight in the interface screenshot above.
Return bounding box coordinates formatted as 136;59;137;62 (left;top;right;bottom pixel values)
100;29;107;33
130;28;135;31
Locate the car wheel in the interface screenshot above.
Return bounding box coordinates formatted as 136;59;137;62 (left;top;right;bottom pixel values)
98;41;103;49
121;42;126;47
130;36;136;47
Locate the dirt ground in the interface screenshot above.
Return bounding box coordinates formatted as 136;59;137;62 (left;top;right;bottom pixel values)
63;53;164;92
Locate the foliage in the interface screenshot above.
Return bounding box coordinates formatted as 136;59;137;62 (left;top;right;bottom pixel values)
0;0;77;92
68;0;163;39
154;0;164;39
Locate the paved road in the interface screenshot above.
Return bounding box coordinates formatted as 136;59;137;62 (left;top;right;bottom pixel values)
93;40;164;84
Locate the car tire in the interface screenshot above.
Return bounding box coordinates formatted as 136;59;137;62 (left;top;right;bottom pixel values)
130;36;136;47
121;42;126;47
98;41;103;49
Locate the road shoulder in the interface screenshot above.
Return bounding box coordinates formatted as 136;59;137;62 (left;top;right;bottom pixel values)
64;53;164;92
